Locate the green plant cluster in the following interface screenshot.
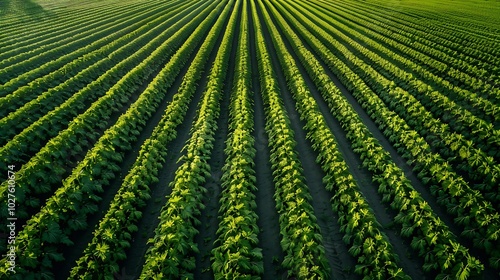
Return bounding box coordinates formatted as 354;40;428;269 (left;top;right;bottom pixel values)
139;1;237;278
67;1;227;278
252;1;330;278
270;0;488;277
212;0;264;278
0;1;216;278
263;1;410;279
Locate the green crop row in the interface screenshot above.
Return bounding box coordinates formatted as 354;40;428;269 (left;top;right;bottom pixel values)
139;0;238;278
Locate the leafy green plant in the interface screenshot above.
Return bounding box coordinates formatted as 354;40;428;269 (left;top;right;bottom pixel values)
211;2;263;277
251;1;330;278
139;1;238;278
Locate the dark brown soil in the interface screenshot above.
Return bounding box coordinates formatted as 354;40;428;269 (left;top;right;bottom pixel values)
117;11;230;279
248;2;286;278
52;24;205;280
254;2;359;278
7;0;499;279
192;3;239;277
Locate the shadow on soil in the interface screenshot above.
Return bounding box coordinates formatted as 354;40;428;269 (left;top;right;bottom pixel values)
1;0;55;20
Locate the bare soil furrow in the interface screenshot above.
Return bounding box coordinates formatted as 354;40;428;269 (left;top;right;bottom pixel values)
276;0;494;272
254;4;354;279
192;4;239;278
52;28;204;279
266;1;437;278
248;1;285;278
2;0;499;278
118;13;229;279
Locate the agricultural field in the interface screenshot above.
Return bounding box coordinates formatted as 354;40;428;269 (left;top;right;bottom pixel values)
0;0;499;279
